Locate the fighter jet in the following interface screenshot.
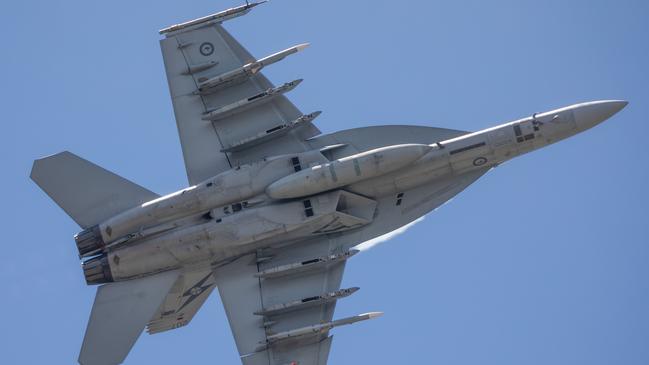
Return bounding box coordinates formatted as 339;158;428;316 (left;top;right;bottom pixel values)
30;2;627;365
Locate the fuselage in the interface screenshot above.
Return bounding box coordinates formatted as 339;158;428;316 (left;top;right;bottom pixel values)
80;100;627;284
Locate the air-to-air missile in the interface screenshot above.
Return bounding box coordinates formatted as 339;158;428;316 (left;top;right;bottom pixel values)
221;111;323;153
196;43;309;93
254;287;360;316
159;1;267;35
76;100;627;283
201;79;304;121
257;312;383;350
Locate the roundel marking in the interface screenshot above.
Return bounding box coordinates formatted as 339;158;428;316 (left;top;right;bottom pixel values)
199;42;215;56
473;157;488;166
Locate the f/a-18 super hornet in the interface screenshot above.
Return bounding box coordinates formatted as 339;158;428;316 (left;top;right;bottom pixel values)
30;2;627;365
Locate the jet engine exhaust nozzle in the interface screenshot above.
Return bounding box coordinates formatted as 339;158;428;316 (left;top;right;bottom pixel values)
82;255;113;285
74;225;106;258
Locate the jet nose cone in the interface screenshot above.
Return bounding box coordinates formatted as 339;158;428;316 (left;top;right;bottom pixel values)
573;100;628;131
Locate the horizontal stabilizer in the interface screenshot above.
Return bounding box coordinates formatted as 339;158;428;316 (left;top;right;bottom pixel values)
30;151;159;228
147;268;217;334
79;271;180;365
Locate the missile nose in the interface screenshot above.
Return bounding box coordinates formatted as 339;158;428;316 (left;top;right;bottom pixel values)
365;311;384;319
573;100;628;131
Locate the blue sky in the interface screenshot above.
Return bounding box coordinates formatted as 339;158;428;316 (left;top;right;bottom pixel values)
2;0;648;364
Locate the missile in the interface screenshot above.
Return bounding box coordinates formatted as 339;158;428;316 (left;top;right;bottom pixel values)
266;144;432;199
159;1;267;35
254;287;360;316
259;312;383;348
222;111;322;152
197;43;309;93
258;43;310;67
202;79;303;121
255;249;359;279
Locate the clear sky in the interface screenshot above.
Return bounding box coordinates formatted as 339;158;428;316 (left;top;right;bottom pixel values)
2;0;648;364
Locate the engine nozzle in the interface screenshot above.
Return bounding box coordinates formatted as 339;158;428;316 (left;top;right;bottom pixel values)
82;255;113;285
74;225;107;258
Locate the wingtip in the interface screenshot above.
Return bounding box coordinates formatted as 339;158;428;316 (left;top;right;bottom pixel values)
364;311;384;319
295;43;310;52
30;151;73;180
249;0;269;8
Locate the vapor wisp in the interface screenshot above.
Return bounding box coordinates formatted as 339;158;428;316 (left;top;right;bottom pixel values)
354;217;425;252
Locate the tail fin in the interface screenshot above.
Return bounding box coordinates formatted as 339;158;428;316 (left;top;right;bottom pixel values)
79;270;180;365
30;151;159;228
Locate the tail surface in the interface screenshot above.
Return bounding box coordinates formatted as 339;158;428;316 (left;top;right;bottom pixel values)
79;270;180;365
30;151;159;228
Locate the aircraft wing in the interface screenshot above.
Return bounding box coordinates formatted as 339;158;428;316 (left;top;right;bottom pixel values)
213;240;359;365
160;4;320;185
